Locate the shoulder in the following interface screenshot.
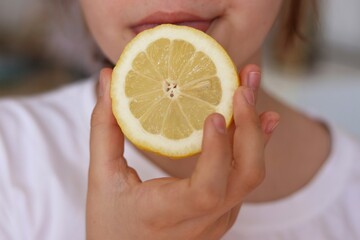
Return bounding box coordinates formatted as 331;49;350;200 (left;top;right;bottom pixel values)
226;123;360;240
0;78;95;239
330;125;360;187
0;78;96;136
0;77;96;163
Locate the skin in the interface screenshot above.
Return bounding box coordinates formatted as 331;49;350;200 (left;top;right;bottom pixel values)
83;0;331;239
80;0;282;69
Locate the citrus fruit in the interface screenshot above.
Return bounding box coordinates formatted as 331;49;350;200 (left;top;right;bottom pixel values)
111;24;239;158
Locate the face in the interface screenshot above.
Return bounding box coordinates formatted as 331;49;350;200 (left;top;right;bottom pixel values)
80;0;283;69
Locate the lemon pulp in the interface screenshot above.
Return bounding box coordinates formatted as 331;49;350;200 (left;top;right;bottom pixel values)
125;38;222;140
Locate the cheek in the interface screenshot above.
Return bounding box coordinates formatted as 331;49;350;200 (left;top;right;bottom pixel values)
80;0;134;64
209;1;282;68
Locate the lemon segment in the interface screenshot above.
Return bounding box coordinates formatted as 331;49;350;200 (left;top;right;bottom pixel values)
111;24;239;158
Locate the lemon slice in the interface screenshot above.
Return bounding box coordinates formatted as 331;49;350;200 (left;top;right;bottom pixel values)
111;24;239;158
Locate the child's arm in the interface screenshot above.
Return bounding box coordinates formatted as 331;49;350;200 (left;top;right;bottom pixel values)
86;67;279;240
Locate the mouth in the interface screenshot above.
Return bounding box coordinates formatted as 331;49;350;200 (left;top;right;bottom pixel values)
132;11;214;35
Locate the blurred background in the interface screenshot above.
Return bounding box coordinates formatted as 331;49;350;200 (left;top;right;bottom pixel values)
0;0;102;96
0;0;360;137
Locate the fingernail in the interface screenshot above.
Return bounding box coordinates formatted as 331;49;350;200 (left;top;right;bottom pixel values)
247;72;261;90
212;115;226;134
242;88;255;106
265;120;280;134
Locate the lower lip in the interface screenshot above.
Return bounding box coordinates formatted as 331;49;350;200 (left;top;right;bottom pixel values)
132;20;212;35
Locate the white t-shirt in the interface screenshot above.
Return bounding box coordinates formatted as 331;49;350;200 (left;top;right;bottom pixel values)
0;78;359;240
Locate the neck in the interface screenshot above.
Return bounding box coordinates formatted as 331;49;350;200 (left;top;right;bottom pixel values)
141;88;331;203
243;89;331;202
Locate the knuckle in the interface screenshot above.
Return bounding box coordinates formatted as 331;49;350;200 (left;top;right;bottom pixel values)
88;169;112;194
219;213;233;234
191;187;222;212
242;166;266;191
88;171;103;190
206;213;234;239
227;206;241;228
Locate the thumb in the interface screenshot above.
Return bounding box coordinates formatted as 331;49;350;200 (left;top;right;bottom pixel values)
89;68;127;179
190;114;232;201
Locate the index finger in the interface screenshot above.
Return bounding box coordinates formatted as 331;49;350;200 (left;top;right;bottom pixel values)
226;88;266;202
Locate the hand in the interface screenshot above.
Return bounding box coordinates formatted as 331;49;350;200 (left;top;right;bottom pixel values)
86;66;279;240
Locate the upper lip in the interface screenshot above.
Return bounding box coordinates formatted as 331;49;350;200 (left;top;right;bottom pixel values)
132;11;212;33
137;11;208;25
